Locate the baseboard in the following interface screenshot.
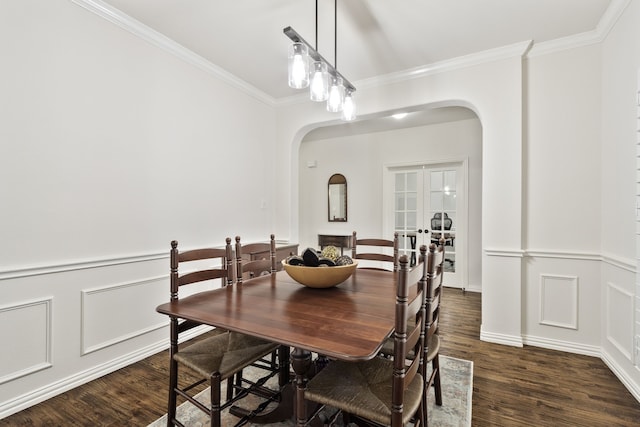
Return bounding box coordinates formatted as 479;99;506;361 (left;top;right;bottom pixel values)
601;350;640;403
522;334;601;357
480;327;524;347
463;284;482;293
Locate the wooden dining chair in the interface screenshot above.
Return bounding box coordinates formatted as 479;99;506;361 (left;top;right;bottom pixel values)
422;241;446;416
378;240;445;423
230;234;284;398
167;238;280;427
351;230;399;271
304;250;427;427
235;234;277;283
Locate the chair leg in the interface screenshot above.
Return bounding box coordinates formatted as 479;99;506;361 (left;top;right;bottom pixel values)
235;371;243;395
226;376;234;401
417;394;426;427
167;358;178;426
433;355;442;406
210;375;221;427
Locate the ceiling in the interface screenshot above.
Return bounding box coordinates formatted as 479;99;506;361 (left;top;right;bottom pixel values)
97;0;614;136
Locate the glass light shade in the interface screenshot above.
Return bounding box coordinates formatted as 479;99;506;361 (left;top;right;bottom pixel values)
326;76;344;112
288;43;309;89
341;90;356;121
309;61;329;101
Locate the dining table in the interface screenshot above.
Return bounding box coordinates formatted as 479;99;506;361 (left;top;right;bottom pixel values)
156;267;413;426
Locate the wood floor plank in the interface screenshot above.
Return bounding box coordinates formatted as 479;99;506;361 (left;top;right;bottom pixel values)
1;288;639;426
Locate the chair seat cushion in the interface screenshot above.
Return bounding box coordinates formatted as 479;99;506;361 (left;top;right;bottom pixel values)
305;356;423;426
426;334;440;362
174;331;279;379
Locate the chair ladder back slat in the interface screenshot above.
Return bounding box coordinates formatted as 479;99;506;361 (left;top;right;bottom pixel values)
355;253;395;262
178;247;228;263
356;238;395;247
178;268;228;287
170;238;234;297
352;231;400;272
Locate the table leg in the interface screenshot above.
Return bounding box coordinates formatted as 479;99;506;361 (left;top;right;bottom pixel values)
278;345;291;386
291;347;313;427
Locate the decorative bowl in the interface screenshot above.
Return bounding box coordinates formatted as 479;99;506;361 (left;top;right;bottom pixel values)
281;260;358;288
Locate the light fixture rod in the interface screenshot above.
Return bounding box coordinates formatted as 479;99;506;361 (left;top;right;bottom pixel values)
334;0;337;69
283;26;356;93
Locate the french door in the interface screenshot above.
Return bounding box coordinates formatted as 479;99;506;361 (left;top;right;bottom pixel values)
384;162;466;288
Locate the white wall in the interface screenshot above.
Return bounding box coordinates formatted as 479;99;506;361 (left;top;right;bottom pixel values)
600;0;640;398
0;1;278;417
522;45;603;353
298;118;483;291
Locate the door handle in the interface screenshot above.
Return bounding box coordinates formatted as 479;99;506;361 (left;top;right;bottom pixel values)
417;229;423;233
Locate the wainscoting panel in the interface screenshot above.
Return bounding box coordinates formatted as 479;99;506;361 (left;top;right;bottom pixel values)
81;276;168;355
523;255;600;355
606;281;634;361
0;298;52;384
539;274;578;330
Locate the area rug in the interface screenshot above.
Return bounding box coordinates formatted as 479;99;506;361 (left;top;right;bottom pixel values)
149;355;472;427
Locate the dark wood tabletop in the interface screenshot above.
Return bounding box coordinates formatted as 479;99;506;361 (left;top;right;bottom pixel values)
156;268;408;361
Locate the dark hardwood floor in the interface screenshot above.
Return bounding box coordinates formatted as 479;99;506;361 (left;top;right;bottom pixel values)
2;288;639;426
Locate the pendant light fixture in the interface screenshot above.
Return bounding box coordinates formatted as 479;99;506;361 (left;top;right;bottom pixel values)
284;0;356;120
309;61;329;101
342;89;356;121
287;42;309;89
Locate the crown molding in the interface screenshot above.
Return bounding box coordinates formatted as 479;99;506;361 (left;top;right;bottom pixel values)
70;0;276;106
357;40;533;91
527;0;631;57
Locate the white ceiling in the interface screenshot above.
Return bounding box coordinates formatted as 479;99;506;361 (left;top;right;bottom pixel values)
96;0;614;135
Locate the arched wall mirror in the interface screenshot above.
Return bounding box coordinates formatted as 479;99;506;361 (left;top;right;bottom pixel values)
328;173;347;222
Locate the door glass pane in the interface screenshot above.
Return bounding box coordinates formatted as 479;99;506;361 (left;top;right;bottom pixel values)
430;171;443;190
407;172;417;191
407;192;417;210
446;212;457;231
395;212;405;228
395;174;405;191
444;192;456;211
430;192;443;211
407;211;416;229
444;170;456;188
395;193;405;210
444;253;455;273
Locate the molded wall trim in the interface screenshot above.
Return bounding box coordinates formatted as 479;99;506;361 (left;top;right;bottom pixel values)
0;252;167;280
